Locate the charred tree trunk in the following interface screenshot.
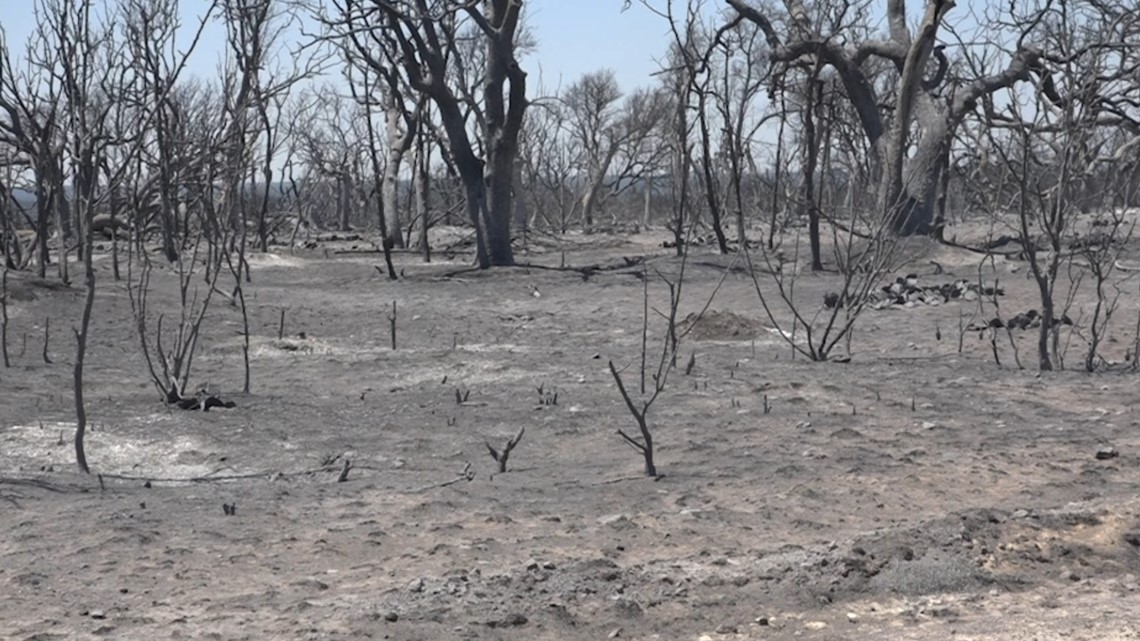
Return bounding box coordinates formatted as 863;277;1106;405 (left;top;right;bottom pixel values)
804;77;822;271
414;129;431;262
513;160;528;250
337;174;351;232
383;97;406;249
484;144;515;266
695;90;729;254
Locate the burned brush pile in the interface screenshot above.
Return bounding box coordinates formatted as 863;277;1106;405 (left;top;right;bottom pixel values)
825;275;1004;310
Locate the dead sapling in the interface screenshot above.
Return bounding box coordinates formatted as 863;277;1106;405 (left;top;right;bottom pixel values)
388;301;397;350
536;383;558;407
455;387;470;404
337;459;352;482
610;360;661;477
485;427;525;474
1;266;9;368
42;317;52;364
278;308;286;341
684;352;696;375
609;223;736;477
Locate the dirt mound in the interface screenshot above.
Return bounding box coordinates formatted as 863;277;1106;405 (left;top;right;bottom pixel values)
679;309;766;341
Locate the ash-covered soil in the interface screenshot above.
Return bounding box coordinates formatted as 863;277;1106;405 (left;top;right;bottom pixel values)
2;225;1140;641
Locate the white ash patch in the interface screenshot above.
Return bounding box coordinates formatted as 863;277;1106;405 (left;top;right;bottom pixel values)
0;418;217;478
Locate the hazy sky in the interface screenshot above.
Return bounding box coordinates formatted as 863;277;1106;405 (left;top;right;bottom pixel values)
0;0;999;153
0;1;675;94
0;1;991;96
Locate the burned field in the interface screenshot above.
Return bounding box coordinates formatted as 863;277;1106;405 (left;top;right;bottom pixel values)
3;230;1140;641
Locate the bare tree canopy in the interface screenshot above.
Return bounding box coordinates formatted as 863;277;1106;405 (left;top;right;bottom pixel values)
726;0;1140;236
325;0;529;268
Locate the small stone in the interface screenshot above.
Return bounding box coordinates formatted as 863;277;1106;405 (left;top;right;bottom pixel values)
755;616;770;626
804;621;828;630
502;613;528;626
1096;446;1119;460
525;559;539;571
1012;509;1030;519
597;513;628;525
89;610;106;620
407;578;425;593
715;623;738;634
542;561;557;570
608;627;623;639
295;577;329;591
846;612;860;623
384;612;399;622
921;421;937;430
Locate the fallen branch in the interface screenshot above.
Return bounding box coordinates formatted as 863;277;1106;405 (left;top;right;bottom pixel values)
413;461;475;492
97;463;344;485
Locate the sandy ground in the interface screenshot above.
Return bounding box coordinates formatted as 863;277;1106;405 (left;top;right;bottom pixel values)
2;224;1140;641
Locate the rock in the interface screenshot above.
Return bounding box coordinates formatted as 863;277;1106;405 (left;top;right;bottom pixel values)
384;612;399;622
294;577;329;591
921;421;937;430
525;559;540;571
407;578;425;593
608;627;623;639
715;623;738;634
1012;509;1030;519
502;612;528;626
542;561;557;570
597;513;630;526
88;610;107;620
1096;446;1119;460
847;612;860;623
755;616;770;626
599;569;621;581
804;621;828;630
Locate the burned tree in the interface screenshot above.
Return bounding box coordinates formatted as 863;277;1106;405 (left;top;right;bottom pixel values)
563;70;668;234
327;0;529;268
725;0;1092;235
0;21;67;279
